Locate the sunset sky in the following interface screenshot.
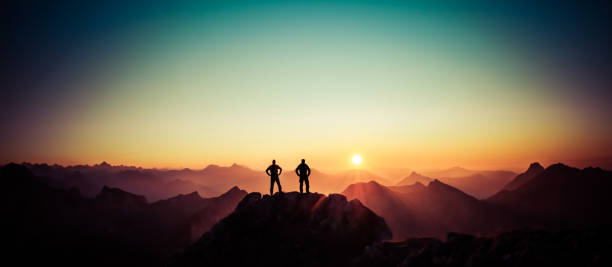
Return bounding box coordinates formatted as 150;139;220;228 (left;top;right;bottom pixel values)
3;1;612;172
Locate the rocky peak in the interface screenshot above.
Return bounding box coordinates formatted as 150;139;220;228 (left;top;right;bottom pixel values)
218;186;244;197
175;191;392;266
97;161;111;168
408;171;423;177
502;162;547;191
202;164;220;171
526;162;544;173
229;163;242;169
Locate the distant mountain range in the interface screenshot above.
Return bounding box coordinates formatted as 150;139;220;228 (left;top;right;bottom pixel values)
18;162;394;199
501;162;544;191
1;163;247;266
394;167;517;199
173;161;612;266
343;180;509;239
423;168;516;199
3;160;611;266
487;163;612;227
396;172;434;186
24;162;221;201
344;162;612;240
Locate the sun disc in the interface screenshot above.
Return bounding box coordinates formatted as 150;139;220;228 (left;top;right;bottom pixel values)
352;154;362;165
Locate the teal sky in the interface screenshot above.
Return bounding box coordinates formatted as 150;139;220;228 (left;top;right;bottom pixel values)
3;0;612;170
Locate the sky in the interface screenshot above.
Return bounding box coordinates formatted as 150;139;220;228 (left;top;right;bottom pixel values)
2;0;612;171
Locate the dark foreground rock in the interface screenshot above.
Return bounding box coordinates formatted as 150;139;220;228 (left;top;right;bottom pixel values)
354;228;612;267
1;163;247;267
171;191;392;267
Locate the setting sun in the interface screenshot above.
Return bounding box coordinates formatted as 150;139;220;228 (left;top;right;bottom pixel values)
352;154;363;165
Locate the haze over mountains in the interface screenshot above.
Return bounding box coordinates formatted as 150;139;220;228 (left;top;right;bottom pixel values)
396;172;433;186
20;160;526;200
501;162;545;191
2;163;247;266
4;161;612;266
343;162;612;240
172;192;391;267
419;167;517;199
343;180;510;240
171;161;612;266
21;161;397;199
393;167;517;199
488;163;612;228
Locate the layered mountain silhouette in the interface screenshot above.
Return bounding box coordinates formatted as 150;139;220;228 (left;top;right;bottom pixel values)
421;166;473;177
342;181;422;239
488;163;612;227
344;163;612;240
372;167;413;182
420;167;517;198
171;161;612;266
343;180;510;239
501;162;544;191
4;161;611;266
396;171;433;186
160;164;392;194
2;163;246;266
22;162;395;197
25;162;220;201
171;191;391;267
309;168;392;193
436;171;516;199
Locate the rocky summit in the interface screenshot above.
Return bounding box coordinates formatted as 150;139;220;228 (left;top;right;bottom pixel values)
171;191;392;267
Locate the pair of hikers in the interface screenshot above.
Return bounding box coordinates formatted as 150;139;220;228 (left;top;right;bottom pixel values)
265;159;311;195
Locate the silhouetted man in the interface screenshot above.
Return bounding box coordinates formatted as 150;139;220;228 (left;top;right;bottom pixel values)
266;160;282;195
295;159;311;194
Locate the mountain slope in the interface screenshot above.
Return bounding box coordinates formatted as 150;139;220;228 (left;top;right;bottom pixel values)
1;163;247;266
343;180;510;239
343;181;422;239
355;229;612;267
396;171;433;186
502;162;544;191
24;162;220;201
422;166;476;178
172;191;392;267
487;163;612;227
436;170;517;199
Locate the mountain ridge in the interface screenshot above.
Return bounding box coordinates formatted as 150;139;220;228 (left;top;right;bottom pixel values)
396;171;434;186
172;191;392;267
502;162;545;191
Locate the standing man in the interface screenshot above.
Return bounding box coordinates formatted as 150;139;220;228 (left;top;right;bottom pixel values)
295;159;311;194
266;160;283;195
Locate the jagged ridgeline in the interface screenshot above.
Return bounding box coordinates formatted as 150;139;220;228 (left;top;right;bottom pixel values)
170;192;392;267
1;163;248;266
3;162;612;267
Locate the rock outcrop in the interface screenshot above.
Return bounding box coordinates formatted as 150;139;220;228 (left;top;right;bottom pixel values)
502;162;545;191
172;192;392;267
354;228;612;267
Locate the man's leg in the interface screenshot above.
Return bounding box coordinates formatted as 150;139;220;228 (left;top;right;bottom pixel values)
270;178;274;195
305;177;310;193
275;177;282;193
299;178;303;193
